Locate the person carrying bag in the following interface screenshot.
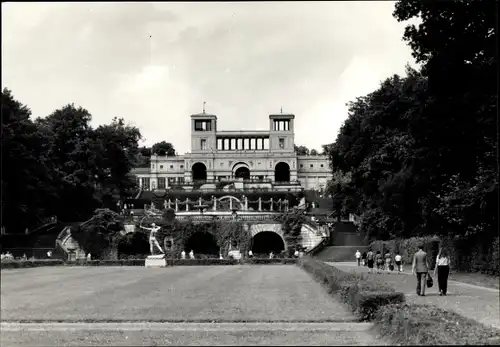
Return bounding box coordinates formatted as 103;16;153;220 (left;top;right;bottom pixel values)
434;248;451;296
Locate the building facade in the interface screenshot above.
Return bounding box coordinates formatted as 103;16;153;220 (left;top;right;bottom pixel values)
132;112;332;191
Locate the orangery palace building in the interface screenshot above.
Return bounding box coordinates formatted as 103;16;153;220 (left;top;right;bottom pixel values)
131;112;333;192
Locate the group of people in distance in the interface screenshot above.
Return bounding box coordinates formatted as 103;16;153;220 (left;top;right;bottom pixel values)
355;244;451;297
355;249;403;274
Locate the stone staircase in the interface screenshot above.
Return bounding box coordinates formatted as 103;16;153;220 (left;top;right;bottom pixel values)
56;226;86;261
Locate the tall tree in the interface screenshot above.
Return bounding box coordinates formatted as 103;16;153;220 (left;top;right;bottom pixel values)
326;1;497;240
91;117;142;205
1;89;54;231
35;104;98;221
393;0;497;237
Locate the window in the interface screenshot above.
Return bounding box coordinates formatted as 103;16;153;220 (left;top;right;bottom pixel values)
195;120;212;131
310;164;314;168
279;138;285;149
158;177;166;189
300;164;303;168
180;165;184;169
320;164;324;168
200;139;207;150
160;165;163;169
168;177;176;184
141;178;150;190
152;164;155;169
170;165;174;169
263;138;269;150
178;177;185;184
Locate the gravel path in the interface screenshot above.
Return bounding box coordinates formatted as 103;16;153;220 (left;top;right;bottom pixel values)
329;262;500;330
1;265;356;322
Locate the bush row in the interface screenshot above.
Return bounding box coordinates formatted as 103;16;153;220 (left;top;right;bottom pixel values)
369;235;500;275
1;257;297;269
374;303;500;345
297;256;404;321
0;259;65;268
244;258;297;265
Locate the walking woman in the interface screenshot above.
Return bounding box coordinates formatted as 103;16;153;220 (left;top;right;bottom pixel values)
434;248;451;296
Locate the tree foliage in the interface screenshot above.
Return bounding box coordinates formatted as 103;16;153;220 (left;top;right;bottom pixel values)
152;141;176;156
326;1;497;240
71;208;124;259
278;208;305;251
294;145;320;156
1;89;144;232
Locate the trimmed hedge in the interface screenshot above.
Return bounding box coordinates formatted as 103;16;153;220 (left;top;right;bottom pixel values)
169;259;238;266
1;259;65;269
374;303;500;345
244;258;297;265
1;257;297;269
297;256;404;321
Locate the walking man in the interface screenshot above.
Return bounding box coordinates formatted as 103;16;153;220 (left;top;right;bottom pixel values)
355;249;361;266
412;244;430;296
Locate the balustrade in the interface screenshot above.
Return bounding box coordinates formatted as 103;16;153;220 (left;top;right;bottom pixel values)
158;196;290;213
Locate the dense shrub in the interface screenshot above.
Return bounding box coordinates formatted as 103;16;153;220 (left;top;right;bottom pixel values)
370;235;500;275
439;235;500;276
374;303;500;345
370;236;440;269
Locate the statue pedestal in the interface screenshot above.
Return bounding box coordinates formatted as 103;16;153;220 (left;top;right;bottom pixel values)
228;250;241;260
145;254;166;268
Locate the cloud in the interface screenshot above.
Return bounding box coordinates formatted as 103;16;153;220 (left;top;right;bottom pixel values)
2;2;417;153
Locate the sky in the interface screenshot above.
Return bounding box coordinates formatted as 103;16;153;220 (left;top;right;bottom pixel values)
2;2;418;154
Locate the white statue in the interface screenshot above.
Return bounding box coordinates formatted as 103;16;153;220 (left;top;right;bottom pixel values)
181;250;186;259
189;250;195;259
140;222;164;255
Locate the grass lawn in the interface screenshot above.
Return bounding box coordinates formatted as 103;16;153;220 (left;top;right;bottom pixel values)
1;265;357;323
